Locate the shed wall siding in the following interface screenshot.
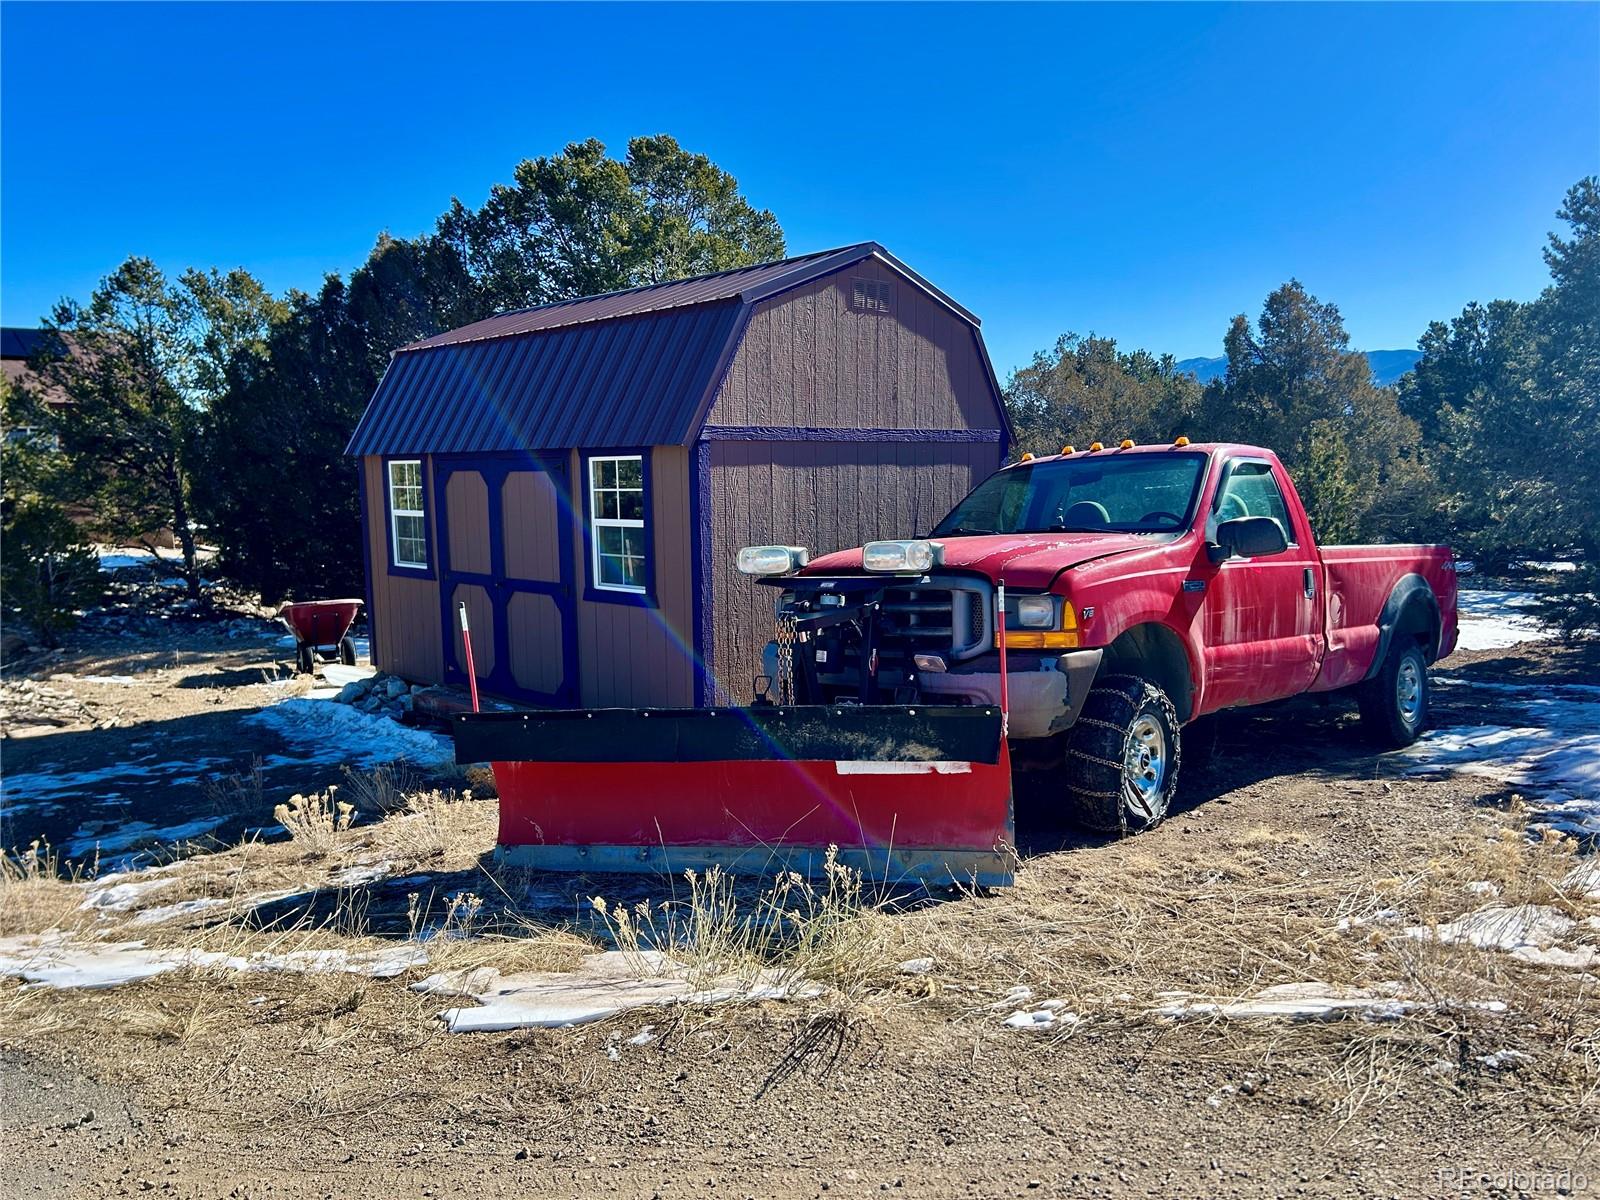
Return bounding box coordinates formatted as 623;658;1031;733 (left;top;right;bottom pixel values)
708;259;1000;432
707;440;997;704
363;456;445;685
569;445;697;708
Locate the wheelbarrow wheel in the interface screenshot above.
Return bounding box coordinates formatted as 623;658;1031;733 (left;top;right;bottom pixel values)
295;644;315;676
338;636;358;666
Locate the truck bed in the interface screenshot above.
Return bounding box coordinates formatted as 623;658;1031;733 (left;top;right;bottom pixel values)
1312;543;1458;692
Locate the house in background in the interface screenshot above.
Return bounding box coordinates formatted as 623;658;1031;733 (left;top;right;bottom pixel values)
2;327;74;444
345;243;1011;708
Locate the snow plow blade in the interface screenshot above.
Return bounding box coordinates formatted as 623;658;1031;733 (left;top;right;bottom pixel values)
453;705;1014;888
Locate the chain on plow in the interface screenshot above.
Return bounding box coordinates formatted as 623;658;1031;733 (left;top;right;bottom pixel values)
774;612;798;705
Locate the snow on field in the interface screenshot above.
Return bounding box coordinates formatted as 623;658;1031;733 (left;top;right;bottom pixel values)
1406;678;1600;836
1;755;234;804
415;951;818;1032
63;816;227;861
1454;588;1551;651
96;545;215;571
245;698;452;769
1404;902;1598;970
1150;981;1508;1022
0;932;427;990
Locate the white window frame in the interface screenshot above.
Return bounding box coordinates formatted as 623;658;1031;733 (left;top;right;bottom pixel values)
588;454;647;594
387;459;428;569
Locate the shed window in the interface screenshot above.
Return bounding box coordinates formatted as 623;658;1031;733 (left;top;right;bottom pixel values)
387;459;428;569
852;278;893;313
589;455;647;592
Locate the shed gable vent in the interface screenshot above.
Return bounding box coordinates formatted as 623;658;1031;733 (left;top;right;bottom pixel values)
851;278;894;313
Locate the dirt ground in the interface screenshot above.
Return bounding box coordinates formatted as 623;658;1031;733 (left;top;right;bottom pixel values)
1;608;1597;1198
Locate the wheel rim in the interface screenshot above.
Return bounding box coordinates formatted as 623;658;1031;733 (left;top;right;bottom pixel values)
1396;656;1422;727
1124;714;1167;815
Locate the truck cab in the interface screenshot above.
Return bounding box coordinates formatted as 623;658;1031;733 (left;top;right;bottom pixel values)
743;439;1457;833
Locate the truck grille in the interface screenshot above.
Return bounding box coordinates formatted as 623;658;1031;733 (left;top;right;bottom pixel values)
879;582;990;659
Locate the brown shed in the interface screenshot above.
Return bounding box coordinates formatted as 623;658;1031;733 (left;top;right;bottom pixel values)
345;243;1011;707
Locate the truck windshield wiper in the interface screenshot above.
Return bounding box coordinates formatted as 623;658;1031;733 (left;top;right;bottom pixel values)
939;526;996;536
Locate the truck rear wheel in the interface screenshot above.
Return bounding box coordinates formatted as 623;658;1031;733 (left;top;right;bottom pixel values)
1064;674;1181;834
1357;641;1429;748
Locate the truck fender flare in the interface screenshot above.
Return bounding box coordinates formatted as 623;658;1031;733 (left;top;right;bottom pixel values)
1363;573;1442;680
1094;619;1203;723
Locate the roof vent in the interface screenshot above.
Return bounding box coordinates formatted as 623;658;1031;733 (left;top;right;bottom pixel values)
851;278;893;313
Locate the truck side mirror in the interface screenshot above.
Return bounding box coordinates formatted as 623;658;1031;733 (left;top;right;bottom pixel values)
1208;516;1289;564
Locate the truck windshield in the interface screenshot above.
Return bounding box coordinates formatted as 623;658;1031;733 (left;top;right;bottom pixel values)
932;452;1207;536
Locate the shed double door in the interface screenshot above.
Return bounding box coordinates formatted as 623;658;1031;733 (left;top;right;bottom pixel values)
433;455;575;706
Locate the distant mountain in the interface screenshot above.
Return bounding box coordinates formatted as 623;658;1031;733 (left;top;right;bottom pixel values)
1174;349;1422;388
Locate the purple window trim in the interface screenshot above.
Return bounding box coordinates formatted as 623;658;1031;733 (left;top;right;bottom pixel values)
381;454;436;581
691;438;714;705
579;448;659;609
356;458;378;668
698;426;1005;443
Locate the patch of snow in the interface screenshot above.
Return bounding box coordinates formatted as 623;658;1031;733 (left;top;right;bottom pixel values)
79;876;177;912
414;950;817;1033
1150;981;1507;1022
0;933;427;989
1465;881;1501;897
1336;908;1402;932
63;817;226;861
1404;904;1594;969
627;1025;657;1046
329;860;396;888
79;675;139;686
1454;588;1550;651
2;757;233;804
1405;679;1600;835
992;984;1034;1008
1561;861;1600;901
897;957;935;976
246;699;451;769
1518;560;1579;573
1152;982;1417;1022
1476;1049;1533;1070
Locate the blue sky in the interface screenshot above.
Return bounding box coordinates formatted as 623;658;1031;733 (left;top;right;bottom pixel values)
3;2;1596;376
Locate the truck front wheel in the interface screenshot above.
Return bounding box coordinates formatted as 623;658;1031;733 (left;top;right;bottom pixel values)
1357;641;1429;748
1063;674;1182;834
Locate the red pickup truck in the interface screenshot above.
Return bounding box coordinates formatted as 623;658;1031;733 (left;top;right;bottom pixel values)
760;440;1458;834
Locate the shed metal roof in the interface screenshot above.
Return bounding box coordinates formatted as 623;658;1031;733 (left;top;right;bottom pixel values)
346;243;997;457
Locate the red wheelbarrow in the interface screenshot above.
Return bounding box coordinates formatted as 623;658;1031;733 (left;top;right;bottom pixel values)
279;599;363;675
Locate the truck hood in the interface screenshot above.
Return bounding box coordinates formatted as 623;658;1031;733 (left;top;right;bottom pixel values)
803;532;1170;590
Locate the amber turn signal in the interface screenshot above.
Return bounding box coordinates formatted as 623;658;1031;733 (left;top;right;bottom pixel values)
1004;630;1081;650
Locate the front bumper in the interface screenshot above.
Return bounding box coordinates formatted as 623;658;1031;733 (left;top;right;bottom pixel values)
916;648;1105;739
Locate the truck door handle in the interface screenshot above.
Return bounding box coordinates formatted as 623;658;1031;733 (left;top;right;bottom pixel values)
1303;568;1315;599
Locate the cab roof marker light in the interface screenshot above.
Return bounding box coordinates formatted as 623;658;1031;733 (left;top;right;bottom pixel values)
1119;439;1135;449
1061;445;1075;455
1088;441;1103;452
1174;436;1191;447
1019;451;1034;462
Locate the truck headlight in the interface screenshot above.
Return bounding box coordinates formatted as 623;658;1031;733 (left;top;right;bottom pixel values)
1012;595;1056;628
862;540;943;573
737;545;809;576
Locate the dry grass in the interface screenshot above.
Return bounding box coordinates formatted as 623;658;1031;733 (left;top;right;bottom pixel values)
0;840;90;938
3;764;1595;1130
